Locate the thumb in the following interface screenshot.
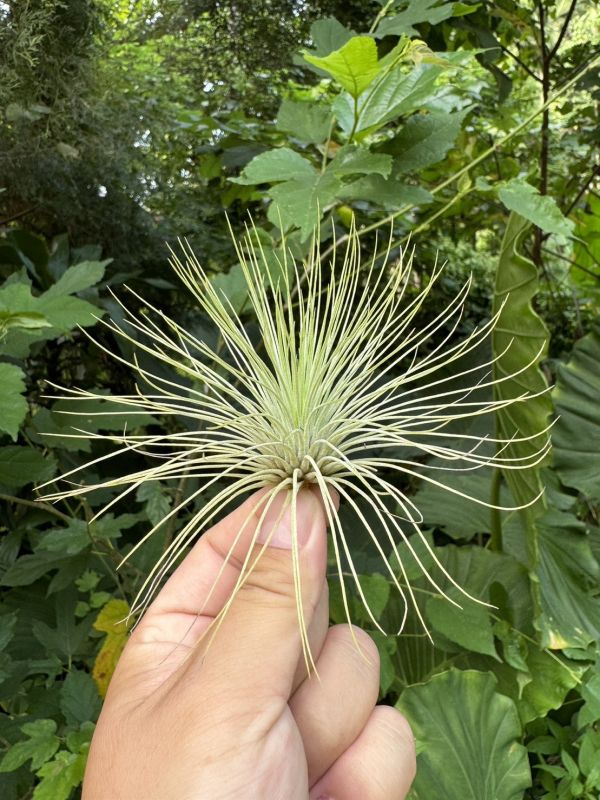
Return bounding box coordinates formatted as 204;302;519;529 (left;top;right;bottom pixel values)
187;486;328;702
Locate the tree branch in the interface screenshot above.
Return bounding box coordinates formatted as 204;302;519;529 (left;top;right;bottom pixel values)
542;247;599;281
0;493;73;524
563;164;600;217
0;206;38;226
499;44;542;83
549;0;578;61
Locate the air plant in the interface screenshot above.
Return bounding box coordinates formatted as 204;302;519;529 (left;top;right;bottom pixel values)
41;222;549;668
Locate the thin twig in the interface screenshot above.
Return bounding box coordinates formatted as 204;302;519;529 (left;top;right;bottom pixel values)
499;44;542;83
563;164;600;217
542;247;600;281
0;492;72;524
548;0;579;61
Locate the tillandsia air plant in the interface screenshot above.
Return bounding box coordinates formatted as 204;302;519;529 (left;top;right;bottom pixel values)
41;222;550;668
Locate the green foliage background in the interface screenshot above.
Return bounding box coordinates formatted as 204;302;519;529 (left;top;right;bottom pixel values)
1;1;600;798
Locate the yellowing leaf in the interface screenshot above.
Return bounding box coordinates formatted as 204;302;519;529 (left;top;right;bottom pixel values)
92;599;130;696
93;599;129;634
303;37;383;98
93;634;127;697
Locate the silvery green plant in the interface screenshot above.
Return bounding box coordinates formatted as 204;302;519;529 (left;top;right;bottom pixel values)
42;224;549;665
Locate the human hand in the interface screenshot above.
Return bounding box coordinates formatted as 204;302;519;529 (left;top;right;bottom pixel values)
82;487;416;799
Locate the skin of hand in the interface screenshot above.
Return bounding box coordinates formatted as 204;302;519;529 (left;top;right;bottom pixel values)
82;487;416;800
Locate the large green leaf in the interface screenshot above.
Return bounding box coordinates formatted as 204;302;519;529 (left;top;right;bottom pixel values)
59;670;101;726
464;643;584;725
0;720;59;773
427;590;498;658
0;446;56;488
338;175;432;209
333;63;445;138
552;325;600;502
398;669;531;800
232;147;315;185
425;545;532;657
534;509;600;650
328;145;392;178
414;469;522;542
303;36;383;98
44;260;109;297
276;100;331;145
497;180;574;237
375;0;479;38
33;749;87;800
0;363;28;441
267;171;342;240
492;213;552;551
0;276;103;358
390;109;470;173
306;16;354;58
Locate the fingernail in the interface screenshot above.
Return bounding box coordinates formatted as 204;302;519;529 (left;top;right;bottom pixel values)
256;489;317;550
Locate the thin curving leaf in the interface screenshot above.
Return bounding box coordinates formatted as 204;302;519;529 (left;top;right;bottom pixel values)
492;213;552;556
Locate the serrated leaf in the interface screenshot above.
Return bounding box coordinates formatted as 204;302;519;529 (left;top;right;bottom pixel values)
398;670;531;800
303;37;383;98
498;180;574;237
0;363;28;440
307;17;354;57
390;109;470;173
375;0;479;38
0;719;59;773
32;615;91;661
232;148;315;185
92;600;130;696
0;280;102;357
93;599;130;634
136;481;172;527
0;446;57;488
33;749;86;800
276;100;331;144
65;722;94;754
338;174;432;209
329;145;392;178
37;520;90;556
0;552;71;587
268;171;342;241
60;670;101;726
552;325;600;502
45;260;109;297
333;63;446;138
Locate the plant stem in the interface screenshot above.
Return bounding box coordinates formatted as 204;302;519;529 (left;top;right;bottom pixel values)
0;492;72;524
542;246;600;280
488;468;503;552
